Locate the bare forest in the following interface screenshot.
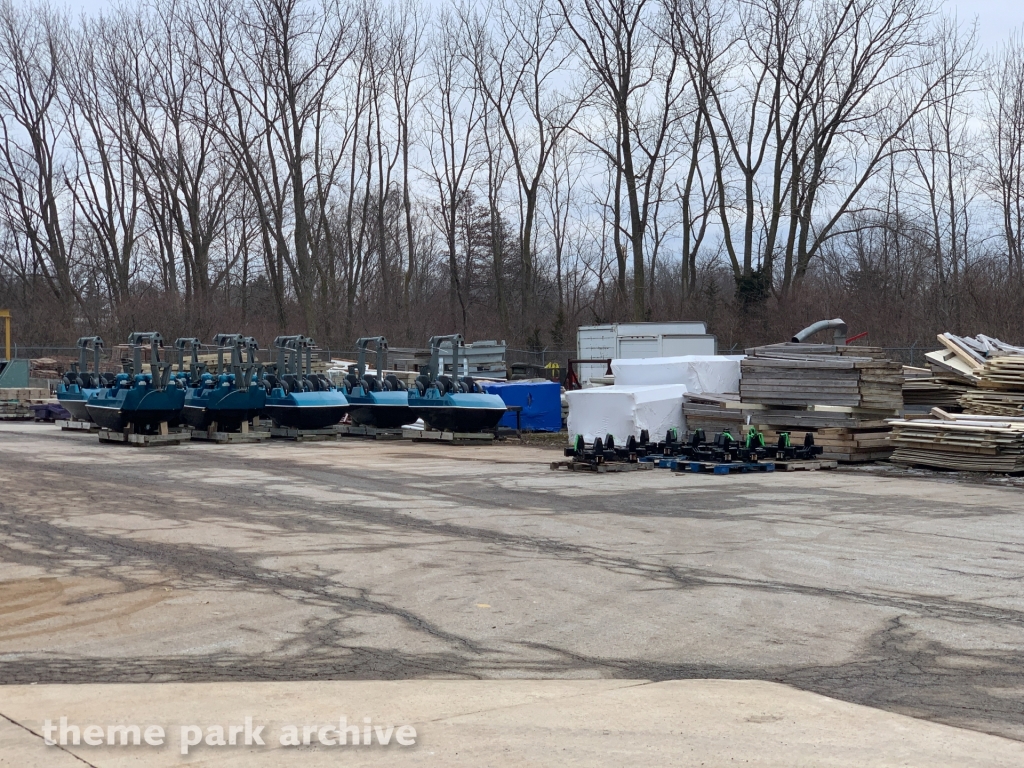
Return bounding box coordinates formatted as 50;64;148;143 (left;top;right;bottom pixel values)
1;0;1023;352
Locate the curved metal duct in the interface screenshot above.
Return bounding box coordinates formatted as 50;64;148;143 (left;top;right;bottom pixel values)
791;319;848;346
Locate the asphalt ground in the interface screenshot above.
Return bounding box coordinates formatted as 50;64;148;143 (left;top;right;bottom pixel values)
2;421;1024;746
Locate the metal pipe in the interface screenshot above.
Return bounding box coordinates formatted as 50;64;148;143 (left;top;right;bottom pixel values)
791;319;848;346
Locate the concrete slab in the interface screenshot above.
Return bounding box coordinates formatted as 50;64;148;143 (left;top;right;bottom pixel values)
2;680;1024;766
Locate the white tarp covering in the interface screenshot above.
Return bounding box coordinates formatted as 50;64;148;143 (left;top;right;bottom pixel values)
610;355;744;393
566;384;687;444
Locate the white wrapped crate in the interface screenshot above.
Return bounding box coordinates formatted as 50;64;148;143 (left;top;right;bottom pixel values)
565;384;687;444
610;355;744;392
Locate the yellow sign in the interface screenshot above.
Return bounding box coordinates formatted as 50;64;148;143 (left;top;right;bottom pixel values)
0;309;10;361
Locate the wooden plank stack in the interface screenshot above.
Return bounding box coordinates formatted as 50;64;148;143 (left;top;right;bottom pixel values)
740;344;903;410
920;334;1024;417
0;387;50;420
902;365;971;409
736;344;901;462
959;389;1024;416
759;426;892;463
682;393;752;434
890;411;1024;473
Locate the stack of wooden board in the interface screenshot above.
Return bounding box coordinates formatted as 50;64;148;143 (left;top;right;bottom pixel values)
959;389;1024;416
759;426;892;462
926;333;1024;383
977;356;1024;390
736;344;901;462
0;387;49;420
903;365;971;409
952;355;1024;416
682;393;752;434
30;357;61;379
684;402;892;462
740;345;903;410
889;411;1024;473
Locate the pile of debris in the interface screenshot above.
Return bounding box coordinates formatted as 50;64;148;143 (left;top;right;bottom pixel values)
890;410;1024;473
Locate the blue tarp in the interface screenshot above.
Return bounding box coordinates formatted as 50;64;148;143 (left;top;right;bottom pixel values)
480;380;562;432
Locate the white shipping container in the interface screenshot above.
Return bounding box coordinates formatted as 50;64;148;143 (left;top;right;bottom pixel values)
576;322;716;385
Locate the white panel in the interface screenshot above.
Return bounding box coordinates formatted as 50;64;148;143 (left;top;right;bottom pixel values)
617;337;660;358
660;335;718;356
616;322;707;336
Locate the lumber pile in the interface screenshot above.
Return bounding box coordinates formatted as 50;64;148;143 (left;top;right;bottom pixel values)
902;365;970;409
740;344;903;410
959;390;1024;417
926;333;1024;383
0;387;49;420
736;343;902;462
953;355;1024;416
685;399;892;462
977;355;1024;391
30;357;62;379
682;393;752;434
890;411;1024;473
0;387;49;402
760;426;892;463
908;333;1024;416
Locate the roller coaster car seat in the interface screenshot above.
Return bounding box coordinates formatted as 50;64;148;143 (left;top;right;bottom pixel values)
462;376;480;393
385;374;406;391
264;373;279;392
414;375;430;396
344;373;359;393
362;374;380;392
436;376;453;394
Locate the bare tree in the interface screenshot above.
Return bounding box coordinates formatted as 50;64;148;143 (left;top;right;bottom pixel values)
424;8;484;332
901;17;979;329
989;30;1024;284
558;0;684;320
0;1;77;318
462;0;584;328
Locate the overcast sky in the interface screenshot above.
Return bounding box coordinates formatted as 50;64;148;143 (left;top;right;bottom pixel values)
58;0;1024;52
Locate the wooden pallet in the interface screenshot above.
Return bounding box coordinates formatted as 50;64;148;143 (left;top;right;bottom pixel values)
336;424;407;440
642;456;686;469
97;428;185;447
774;459;838;471
269;426;341;442
550;460;653;473
57;419;99;432
403;429;494;445
678;461;775;475
190;429;271;444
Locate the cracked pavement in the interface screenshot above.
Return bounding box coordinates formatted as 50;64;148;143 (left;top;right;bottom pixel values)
2;421;1024;742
